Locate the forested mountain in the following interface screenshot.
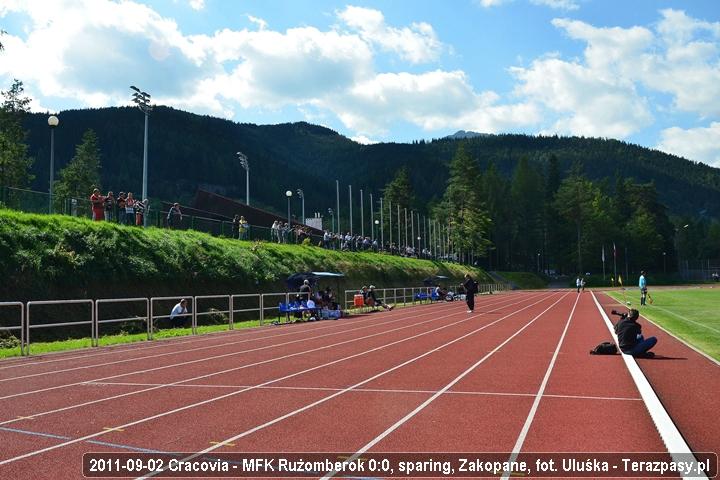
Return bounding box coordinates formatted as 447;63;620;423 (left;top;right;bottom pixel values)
23;106;720;221
15;106;720;274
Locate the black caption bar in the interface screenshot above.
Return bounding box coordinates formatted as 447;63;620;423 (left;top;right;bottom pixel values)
83;452;718;478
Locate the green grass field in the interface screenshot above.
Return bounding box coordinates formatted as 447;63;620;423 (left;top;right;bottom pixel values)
607;287;720;361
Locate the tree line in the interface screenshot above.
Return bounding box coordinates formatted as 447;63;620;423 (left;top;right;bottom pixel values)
2;75;719;276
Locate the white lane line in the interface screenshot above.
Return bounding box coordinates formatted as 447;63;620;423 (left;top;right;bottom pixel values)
0;300;453;381
85;381;641;401
591;292;709;480
500;293;580;479
0;294;531;426
319;293;572;480
0;295;483;401
0;293;559;466
646;304;720;334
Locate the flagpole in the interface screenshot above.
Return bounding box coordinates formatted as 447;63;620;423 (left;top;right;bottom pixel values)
602;245;606;281
613;242;617;285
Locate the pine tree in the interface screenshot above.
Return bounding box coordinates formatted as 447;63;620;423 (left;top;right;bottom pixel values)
0;79;34;189
442;143;491;258
54;129;102;203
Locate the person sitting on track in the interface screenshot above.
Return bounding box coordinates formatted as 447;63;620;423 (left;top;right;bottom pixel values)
613;308;657;358
367;285;393;311
169;298;189;328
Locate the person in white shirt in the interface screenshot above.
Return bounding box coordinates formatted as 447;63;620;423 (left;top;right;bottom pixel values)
170;299;189;328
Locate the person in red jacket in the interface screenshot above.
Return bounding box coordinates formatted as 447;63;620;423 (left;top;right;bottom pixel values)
90;188;104;221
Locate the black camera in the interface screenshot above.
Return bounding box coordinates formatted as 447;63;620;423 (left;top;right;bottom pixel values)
611;309;628;319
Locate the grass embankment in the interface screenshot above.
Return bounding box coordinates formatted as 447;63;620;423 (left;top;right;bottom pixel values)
607;288;720;361
0;208;489;357
495;271;548;289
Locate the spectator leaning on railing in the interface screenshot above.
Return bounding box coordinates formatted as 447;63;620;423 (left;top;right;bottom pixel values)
104;191;115;222
167;202;182;229
116;192;126;224
125;193;136;225
90;188;104;221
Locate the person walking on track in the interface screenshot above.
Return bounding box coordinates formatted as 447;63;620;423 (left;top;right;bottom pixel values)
462;273;478;313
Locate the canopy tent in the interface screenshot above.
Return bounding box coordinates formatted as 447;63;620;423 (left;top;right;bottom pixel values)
286;271;345;291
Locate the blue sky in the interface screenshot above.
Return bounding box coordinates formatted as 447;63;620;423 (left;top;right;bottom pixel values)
1;0;719;166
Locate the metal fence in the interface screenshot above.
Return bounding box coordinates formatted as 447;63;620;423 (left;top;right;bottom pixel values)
2;282;486;356
342;283;511;312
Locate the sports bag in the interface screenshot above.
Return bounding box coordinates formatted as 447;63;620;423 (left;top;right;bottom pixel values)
589;341;618;355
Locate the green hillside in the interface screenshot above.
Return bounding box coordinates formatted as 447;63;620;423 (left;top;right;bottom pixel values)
0;208;488;302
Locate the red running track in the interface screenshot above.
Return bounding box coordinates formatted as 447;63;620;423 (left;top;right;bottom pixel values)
0;290;715;479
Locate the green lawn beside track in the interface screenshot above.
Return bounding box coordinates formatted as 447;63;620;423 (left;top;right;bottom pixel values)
607;288;720;361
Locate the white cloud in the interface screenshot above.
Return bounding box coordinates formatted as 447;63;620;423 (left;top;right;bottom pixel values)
476;0;512;7
656;123;720;167
188;0;205;11
336;6;442;64
327;70;539;136
350;135;378;145
530;0;579;11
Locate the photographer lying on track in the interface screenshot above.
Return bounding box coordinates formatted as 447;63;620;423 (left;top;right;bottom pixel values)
612;308;657;358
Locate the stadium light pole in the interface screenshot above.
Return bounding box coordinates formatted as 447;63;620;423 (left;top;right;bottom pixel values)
47;115;59;213
663;251;666;274
285;190;292;227
348;185;353;235
379;197;384;249
237;151;249;205
336;180;340;235
296;188;305;225
370;193;374;239
130;86;152;206
360;188;364;237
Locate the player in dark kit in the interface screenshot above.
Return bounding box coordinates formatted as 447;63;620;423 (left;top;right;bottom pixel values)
462;274;478;313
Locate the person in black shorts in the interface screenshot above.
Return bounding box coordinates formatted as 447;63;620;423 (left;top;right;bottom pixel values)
462;274;478;313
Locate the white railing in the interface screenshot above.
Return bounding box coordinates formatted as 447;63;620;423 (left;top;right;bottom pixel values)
0;302;25;356
95;297;150;342
26;299;94;354
0;282;511;356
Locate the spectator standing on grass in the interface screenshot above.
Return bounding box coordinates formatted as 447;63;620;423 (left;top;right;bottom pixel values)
116;192;126;224
90;188;104;221
169;299;189;328
239;216;249;240
125;192;136;225
232;215;240;239
639;270;648;306
614;308;657;357
134;198;147;226
462;273;478;313
103;191;115;222
167;202;182;229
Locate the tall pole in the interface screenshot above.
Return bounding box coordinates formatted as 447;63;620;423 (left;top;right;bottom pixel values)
349;185;353;235
380;197;384;248
336;180;340;235
237;152;249;206
396;205;400;248
48;115;59;213
411;211;415;253
370;193;374;239
404;208;408;250
388;199;392;246
130;86;152;225
49;127;54;213
417;211;421;252
360;189;364;237
142;110;148;203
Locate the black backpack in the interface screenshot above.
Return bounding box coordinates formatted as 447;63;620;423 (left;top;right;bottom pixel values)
590;341;618;355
